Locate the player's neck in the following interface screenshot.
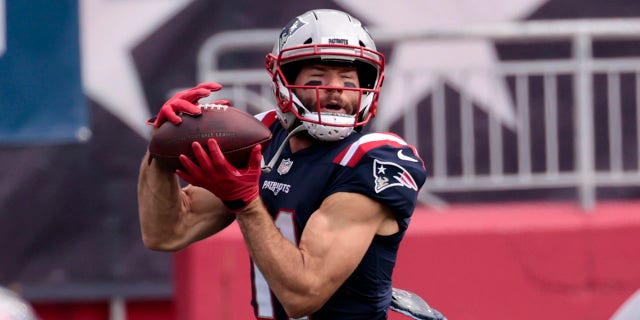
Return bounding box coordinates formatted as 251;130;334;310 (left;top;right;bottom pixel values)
289;133;314;153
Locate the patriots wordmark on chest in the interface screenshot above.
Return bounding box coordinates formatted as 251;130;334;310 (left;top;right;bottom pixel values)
262;180;291;196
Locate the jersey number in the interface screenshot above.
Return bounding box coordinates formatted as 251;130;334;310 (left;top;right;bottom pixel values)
253;211;307;319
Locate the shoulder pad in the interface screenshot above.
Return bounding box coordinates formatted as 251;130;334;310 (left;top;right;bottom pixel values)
255;110;278;129
333;132;423;168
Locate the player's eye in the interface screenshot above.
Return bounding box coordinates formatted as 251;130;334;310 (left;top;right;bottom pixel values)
304;80;322;86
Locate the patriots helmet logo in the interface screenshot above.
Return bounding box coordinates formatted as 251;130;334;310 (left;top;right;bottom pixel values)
278;17;305;50
373;159;418;193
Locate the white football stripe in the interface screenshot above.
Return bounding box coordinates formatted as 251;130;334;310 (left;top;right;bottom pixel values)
339;133;408;166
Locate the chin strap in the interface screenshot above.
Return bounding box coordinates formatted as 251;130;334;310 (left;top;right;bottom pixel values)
261;125;307;173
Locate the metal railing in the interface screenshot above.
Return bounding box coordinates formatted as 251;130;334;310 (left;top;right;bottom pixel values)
188;19;640;210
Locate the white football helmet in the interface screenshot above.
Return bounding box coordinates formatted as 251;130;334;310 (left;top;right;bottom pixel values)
0;287;39;320
265;9;385;141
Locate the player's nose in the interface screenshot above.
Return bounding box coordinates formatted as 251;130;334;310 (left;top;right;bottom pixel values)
324;75;344;92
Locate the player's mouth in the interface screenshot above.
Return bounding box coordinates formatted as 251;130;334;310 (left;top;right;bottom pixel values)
320;101;349;114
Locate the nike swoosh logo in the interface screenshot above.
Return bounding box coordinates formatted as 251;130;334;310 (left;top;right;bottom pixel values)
397;150;419;162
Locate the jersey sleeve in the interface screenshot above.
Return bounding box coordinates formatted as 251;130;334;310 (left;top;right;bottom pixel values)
328;133;427;230
254;109;279;130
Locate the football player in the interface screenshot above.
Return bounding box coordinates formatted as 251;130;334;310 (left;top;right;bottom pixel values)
139;8;443;320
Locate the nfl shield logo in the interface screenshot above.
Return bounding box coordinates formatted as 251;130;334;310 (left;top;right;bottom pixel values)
277;158;293;175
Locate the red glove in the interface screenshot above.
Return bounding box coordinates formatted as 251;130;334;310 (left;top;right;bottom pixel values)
147;82;223;127
176;139;262;212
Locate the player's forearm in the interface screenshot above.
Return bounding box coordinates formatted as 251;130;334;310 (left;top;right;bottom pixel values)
137;152;185;250
235;199;326;317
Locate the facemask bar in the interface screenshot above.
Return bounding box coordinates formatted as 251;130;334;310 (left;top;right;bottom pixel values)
284;83;371;128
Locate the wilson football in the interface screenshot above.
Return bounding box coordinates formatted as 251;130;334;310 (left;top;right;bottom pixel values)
149;103;272;171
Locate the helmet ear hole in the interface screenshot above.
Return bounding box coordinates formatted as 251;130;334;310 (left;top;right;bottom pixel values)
354;60;378;90
281;60;306;85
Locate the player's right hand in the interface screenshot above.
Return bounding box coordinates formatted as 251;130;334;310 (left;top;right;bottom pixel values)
176;139;262;212
147;82;223;127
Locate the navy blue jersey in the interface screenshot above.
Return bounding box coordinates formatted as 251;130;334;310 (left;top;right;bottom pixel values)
251;110;427;320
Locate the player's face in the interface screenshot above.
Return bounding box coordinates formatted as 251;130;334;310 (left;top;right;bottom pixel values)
294;63;361;115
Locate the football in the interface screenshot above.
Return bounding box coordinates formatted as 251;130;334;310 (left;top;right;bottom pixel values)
149;103;272;171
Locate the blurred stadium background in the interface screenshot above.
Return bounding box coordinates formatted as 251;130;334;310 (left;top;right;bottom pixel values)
1;0;640;319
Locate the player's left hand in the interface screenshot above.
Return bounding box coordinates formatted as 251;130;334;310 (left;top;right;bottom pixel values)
176;138;262;212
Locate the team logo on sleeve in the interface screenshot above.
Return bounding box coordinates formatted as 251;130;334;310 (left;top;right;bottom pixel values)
373;159;418;193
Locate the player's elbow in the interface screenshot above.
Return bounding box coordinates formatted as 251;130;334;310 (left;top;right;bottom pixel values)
280;290;326;318
282;301;323;319
141;234;185;252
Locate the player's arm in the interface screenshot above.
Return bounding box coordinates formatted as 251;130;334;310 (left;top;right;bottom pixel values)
236;191;396;318
138;82;235;252
137;151;235;251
